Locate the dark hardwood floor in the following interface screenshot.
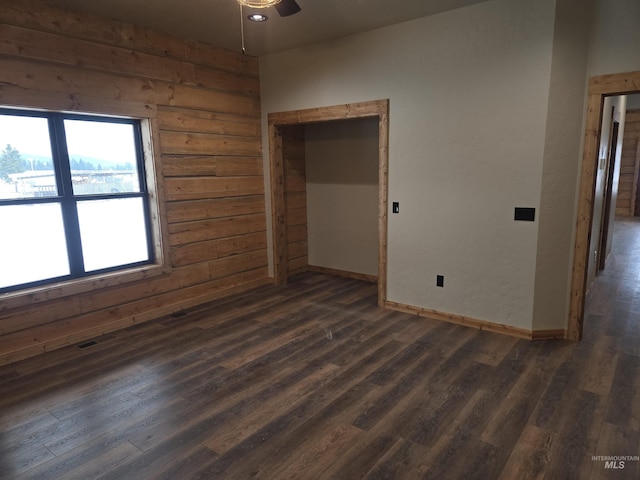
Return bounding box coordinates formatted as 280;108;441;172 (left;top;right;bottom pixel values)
1;221;640;479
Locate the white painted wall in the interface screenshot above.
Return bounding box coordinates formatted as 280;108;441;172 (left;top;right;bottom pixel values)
532;0;591;331
260;0;557;330
305;118;379;277
628;95;640;110
587;0;640;77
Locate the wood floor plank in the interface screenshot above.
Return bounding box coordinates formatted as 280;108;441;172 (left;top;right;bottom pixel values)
530;358;581;429
364;437;428;480
417;389;494;479
43;393;150;457
578;334;620;395
591;422;640;479
267;423;363;480
541;389;606;480
12;396;193;479
4;444;55;478
405;361;491;447
481;344;565;448
498;424;556;480
203;363;341;453
56;441;142;480
469;330;520;366
0;411;59;450
152;445;219;480
606;352;640;429
201;342;402;478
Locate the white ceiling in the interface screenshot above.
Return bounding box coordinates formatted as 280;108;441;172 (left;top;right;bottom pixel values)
45;0;488;56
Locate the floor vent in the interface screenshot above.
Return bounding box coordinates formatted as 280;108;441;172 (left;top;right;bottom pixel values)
77;340;98;349
171;311;187;318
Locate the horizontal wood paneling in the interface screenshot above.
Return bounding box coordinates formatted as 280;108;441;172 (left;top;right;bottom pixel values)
171;232;268;267
0;0;268;365
285;191;307;210
165;196;265;223
160;131;262;156
0;83;156;118
286;207;308;227
281;126;308;276
287;241;308;261
0;57;260;117
0;23;197;86
164;176;265;201
0;269;269;365
287;224;308;244
162;155;263;177
0;0;259;77
616;110;640;217
157;107;261;136
168;213;267;245
0;250;266;338
284;174;307;193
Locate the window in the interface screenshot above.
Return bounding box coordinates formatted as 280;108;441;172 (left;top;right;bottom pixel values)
0;109;154;293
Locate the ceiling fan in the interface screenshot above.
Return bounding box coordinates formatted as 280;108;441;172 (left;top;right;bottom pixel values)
237;0;302;17
236;0;301;54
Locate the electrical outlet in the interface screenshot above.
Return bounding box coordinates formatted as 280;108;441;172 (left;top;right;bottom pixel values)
436;275;444;287
594;250;598;262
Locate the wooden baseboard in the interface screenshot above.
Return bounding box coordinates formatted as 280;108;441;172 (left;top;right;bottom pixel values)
384;300;565;341
307;265;377;283
287;266;308;277
531;329;566;340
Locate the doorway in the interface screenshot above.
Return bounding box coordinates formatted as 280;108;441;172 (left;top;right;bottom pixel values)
267;100;389;307
569;70;640;341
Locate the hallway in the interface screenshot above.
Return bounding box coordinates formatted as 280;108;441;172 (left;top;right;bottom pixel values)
585;218;640;352
576;217;640;478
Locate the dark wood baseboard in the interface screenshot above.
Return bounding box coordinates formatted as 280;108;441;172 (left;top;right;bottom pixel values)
531;329;566;340
307;265;377;283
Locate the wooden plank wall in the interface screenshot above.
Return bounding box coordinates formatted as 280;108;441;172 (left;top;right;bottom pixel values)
0;0;269;365
282;125;308;276
616;110;640;217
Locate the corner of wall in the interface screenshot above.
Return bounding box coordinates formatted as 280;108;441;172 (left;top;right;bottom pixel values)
532;0;591;332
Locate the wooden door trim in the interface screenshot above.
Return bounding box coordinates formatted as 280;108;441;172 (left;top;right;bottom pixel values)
268;99;390;306
568;70;640;341
633;137;640;216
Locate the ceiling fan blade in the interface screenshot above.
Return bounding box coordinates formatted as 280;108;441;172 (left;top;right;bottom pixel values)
275;0;301;17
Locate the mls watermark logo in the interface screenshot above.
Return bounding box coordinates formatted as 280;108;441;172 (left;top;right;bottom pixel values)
592;455;640;470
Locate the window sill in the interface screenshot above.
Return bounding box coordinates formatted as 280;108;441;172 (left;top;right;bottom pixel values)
0;263;169;311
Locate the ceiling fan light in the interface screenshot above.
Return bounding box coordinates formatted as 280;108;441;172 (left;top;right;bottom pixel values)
248;13;268;22
237;0;282;8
